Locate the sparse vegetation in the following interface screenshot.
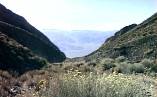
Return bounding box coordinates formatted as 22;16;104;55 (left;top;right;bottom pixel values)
97;57;157;75
99;58;116;70
1;59;157;97
2;56;157;97
37;71;156;97
0;3;157;97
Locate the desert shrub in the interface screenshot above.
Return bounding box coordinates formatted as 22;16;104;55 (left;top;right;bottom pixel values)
62;63;77;72
115;62;144;73
37;75;60;97
39;72;155;97
115;62;132;73
100;58;114;64
78;65;93;72
115;56;127;63
87;61;97;67
0;70;22;97
140;59;157;72
131;63;145;73
140;59;154;68
150;64;157;72
103;63;116;70
99;58;116;70
149;71;156;77
30;57;47;68
97;58;147;74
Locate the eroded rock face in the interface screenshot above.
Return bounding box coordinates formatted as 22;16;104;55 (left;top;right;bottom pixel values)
0;3;66;63
86;13;157;62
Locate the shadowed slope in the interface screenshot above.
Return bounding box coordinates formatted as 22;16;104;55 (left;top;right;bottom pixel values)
0;3;66;62
0;32;46;74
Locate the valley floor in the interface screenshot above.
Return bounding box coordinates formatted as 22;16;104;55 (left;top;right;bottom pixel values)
1;69;157;97
1;57;157;97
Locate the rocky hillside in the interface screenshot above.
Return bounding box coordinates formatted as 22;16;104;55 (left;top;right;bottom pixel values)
86;13;157;62
0;3;66;63
0;32;46;74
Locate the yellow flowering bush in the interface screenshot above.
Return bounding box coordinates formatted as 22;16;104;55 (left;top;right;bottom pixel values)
57;72;155;97
38;71;156;97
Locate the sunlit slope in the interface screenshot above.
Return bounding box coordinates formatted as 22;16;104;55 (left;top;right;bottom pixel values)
86;13;157;62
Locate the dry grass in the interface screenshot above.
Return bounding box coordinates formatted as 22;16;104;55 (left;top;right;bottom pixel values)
1;62;157;97
37;70;156;97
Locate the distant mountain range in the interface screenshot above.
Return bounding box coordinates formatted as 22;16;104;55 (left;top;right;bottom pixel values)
42;29;115;58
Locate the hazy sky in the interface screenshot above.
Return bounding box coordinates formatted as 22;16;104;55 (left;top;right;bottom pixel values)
1;0;157;31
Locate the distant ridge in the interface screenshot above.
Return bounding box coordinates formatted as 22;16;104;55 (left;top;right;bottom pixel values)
86;13;157;62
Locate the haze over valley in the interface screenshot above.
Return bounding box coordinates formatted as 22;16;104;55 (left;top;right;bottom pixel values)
42;29;115;58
